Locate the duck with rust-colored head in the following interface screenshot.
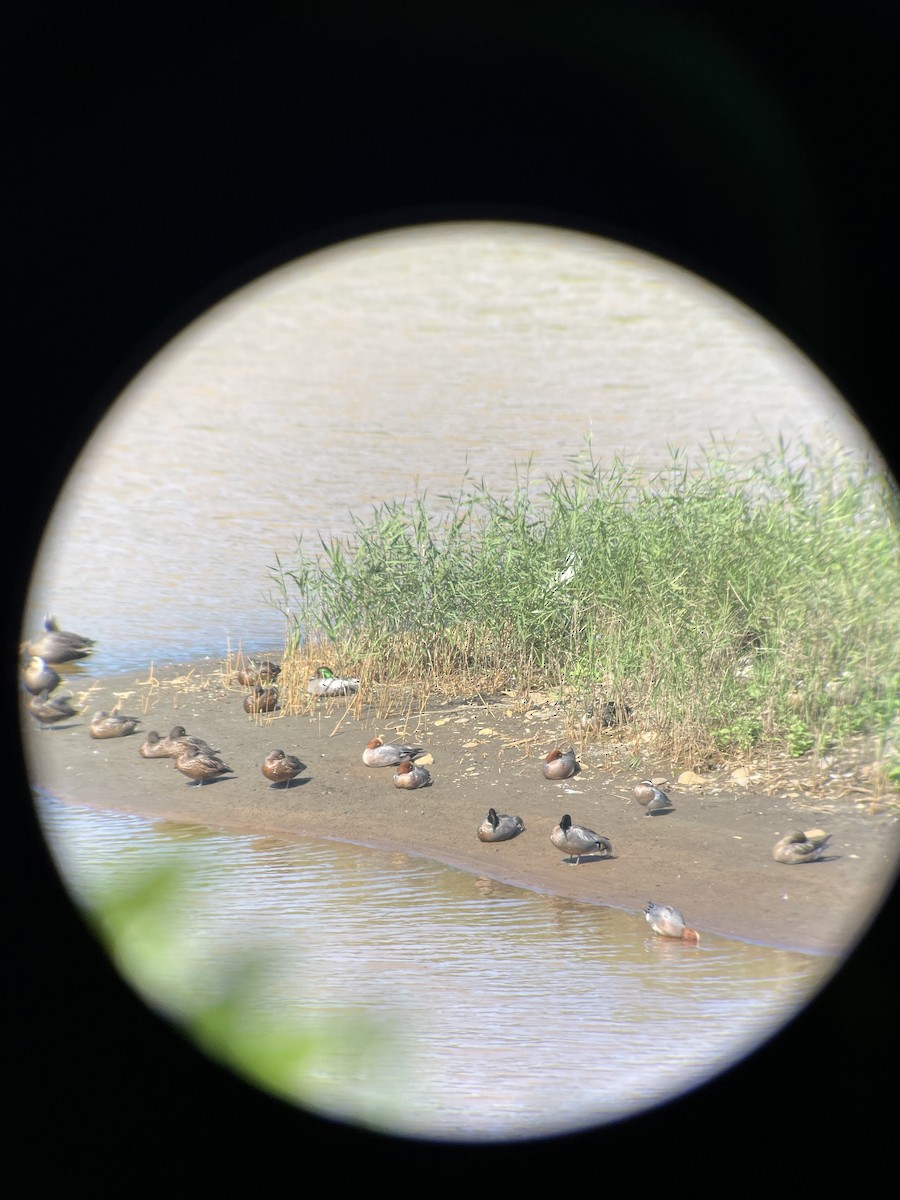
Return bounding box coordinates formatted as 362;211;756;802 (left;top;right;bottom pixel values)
393;760;431;790
477;808;525;843
307;667;360;697
262;749;305;788
363;736;424;767
89;711;139;739
28;690;79;727
773;829;831;864
244;686;279;713
644;901;700;943
542;748;577;780
550;815;612;865
174;744;233;786
26;615;95;664
633;780;675;816
22;656;61;697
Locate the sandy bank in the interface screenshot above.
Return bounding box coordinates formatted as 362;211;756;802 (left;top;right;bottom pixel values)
22;660;900;956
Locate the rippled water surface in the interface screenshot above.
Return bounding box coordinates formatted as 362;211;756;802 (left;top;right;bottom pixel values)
23;223;879;1140
38;793;833;1141
23;222;871;674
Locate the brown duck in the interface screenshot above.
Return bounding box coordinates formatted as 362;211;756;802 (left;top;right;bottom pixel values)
772;829;831;864
244;686;279;713
236;661;281;687
28;690;79;727
89;711;140;739
174;744;234;786
261;749;305;788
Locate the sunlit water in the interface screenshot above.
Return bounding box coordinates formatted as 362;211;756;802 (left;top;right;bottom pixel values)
22;222;874;675
20;223;884;1140
37;792;833;1141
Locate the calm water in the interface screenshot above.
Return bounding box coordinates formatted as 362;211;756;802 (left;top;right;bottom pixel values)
21;224;877;1140
37;791;832;1142
22;222;874;674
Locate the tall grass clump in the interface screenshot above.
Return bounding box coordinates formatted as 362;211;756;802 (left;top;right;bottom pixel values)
269;440;899;763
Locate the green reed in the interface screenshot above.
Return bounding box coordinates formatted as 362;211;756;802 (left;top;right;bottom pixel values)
269;439;899;764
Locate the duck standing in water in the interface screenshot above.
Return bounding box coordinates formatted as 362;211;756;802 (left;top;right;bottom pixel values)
174;744;234;786
550;814;612;865
262;749;305;788
644;901;701;943
28;690;79;727
307;667;360;697
363;736;425;767
243;686;279;713
26;615;95;664
477;808;525;842
633;780;675;816
393;760;431;789
89;711;140;739
542;748;577;780
22;656;61;696
772;829;831;863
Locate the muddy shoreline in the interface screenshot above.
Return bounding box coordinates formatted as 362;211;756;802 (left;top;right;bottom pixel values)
23;660;900;957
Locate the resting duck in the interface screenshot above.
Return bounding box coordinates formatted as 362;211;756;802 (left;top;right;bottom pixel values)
772;829;831;864
644;901;700;943
174;744;233;786
22;656;61;696
262;749;305;788
477;808;525;842
542;748;577;780
307;667;360;697
89;711;140;739
581;701;632;731
236;661;281;687
550;814;612;865
28;690;79;727
164;726;217;756
393;760;431;789
139;731;176;758
633;780;675;815
27;615;95;664
244;686;279;713
363;736;424;767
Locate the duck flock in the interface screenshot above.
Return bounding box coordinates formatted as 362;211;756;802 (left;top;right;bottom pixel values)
22;614;834;946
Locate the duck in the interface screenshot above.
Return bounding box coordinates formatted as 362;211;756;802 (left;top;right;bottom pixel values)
772;829;832;864
393;760;431;789
307;666;360;697
243;686;279;713
27;690;79;727
139;730;176;759
550;814;612;865
633;780;675;815
163;725;218;756
26;614;95;664
261;749;305;788
581;700;632;731
644;901;701;943
363;736;425;767
542;747;577;780
89;711;140;739
477;808;525;843
174;744;234;786
236;661;281;687
22;656;61;696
